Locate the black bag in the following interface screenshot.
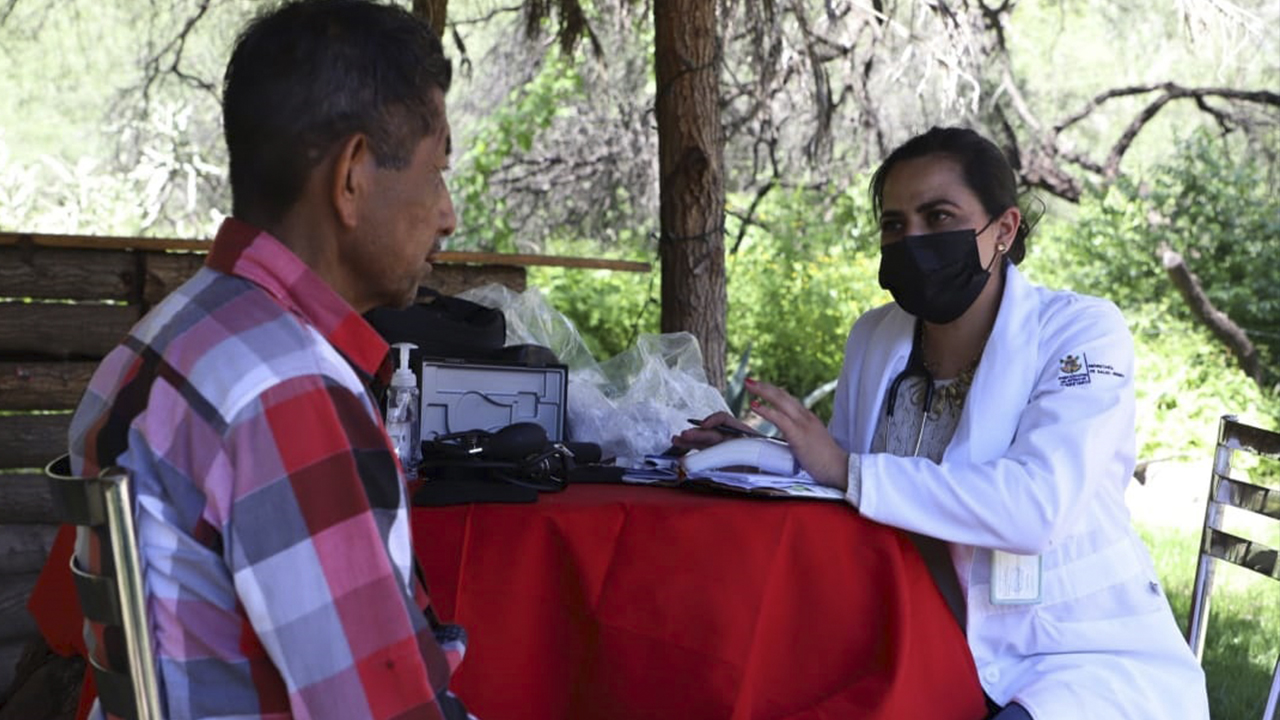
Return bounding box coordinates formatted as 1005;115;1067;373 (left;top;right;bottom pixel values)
364;287;507;369
365;287;562;370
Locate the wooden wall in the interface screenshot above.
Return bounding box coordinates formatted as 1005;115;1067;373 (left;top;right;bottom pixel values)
0;232;540;708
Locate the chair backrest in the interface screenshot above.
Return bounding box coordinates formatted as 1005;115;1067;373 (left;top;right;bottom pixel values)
1185;415;1280;720
44;454;163;720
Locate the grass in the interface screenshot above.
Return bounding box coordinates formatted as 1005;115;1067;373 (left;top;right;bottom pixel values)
1138;524;1280;720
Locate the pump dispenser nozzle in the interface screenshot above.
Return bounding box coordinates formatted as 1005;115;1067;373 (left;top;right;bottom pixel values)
391;342;417;388
386;342;421;473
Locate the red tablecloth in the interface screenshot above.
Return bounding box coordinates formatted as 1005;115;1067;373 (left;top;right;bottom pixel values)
413;483;986;720
30;483;987;720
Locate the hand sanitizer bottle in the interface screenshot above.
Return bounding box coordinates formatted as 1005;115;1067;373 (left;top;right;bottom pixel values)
385;342;421;476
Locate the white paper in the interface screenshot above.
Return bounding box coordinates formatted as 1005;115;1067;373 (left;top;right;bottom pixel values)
687;469;846;501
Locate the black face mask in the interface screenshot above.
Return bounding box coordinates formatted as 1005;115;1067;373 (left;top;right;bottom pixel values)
878;225;995;324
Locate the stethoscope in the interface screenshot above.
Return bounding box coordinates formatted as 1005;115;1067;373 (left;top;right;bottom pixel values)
882;222;1007;454
885;318;934;457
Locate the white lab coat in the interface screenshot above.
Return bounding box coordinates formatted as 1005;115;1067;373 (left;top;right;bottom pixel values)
829;264;1209;720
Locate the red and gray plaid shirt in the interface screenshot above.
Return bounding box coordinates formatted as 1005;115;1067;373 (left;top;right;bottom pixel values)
70;218;468;719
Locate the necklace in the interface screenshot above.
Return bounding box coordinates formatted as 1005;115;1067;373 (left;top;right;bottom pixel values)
912;330;989;419
908;362;979;419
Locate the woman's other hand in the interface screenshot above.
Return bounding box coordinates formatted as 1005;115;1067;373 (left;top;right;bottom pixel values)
671;411;757;450
745;378;850;491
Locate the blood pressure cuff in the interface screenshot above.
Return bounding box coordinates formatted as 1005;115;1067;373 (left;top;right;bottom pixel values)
412;423;621;506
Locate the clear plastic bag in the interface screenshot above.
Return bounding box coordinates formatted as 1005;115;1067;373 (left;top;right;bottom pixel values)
458;284;729;460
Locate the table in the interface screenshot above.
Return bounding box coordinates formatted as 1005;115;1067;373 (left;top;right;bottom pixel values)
31;483;987;720
413;483;987;720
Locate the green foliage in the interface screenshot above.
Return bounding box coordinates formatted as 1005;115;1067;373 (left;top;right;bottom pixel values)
0;119;222;238
535;184;886;420
724;184;886;420
1026;130;1280;389
1126;302;1279;460
452;54;585;252
527;240;658;362
724;342;753;416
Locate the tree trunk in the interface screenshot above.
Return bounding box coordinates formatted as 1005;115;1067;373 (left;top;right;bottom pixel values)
653;0;727;388
412;0;448;39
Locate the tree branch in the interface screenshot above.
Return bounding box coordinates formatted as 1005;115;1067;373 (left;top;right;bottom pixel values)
1103;90;1177;179
140;0;216;105
0;0;18;25
1160;243;1263;388
1056;82;1280;136
450;4;521;26
1054;84;1167;134
730;179;776;255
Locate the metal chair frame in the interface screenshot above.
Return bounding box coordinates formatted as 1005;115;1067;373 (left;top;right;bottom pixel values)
45;455;163;720
1186;415;1280;720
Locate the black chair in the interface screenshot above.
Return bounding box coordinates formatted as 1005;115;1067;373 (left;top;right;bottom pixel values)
1185;415;1280;720
45;455;163;720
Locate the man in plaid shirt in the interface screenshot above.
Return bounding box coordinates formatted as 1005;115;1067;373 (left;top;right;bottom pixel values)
67;1;470;717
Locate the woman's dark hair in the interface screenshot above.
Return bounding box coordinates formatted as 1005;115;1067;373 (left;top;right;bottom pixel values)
223;0;452;225
869;126;1035;265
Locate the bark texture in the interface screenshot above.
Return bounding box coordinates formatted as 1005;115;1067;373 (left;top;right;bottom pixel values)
1160;244;1262;387
654;0;727;387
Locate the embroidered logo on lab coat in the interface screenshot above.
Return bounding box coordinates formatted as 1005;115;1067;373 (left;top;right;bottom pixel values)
1058;354;1090;386
1058;353;1125;387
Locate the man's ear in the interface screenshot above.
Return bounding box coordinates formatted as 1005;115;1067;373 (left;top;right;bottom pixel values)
331;134;372;229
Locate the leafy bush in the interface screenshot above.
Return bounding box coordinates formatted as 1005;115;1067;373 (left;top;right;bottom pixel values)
1127;302;1279;459
1027;130;1280;390
453;54;586;253
528;244;658;363
535;184;886;419
724;184;886;419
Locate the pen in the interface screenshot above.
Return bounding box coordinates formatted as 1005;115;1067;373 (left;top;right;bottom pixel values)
686;417;768;439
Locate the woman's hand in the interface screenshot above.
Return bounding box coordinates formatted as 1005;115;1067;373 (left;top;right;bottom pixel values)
745;378;850;491
670;411;757;450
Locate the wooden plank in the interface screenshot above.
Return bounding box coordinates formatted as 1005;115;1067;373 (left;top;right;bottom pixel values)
0;231;210;253
142;252;205;306
0;525;59;575
0;361;96;411
424;264;527;295
1;232;651;272
0;304;136;360
0;474;58;526
0;246;136;302
433;251;651;272
0;414;71;472
0;572;39;643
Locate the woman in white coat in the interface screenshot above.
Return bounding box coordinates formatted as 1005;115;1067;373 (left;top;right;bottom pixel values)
677;127;1210;720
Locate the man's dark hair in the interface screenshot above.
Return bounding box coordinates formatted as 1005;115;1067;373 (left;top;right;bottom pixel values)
223;0;452;224
869;126;1035;265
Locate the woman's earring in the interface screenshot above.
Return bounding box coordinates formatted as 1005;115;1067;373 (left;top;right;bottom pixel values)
996;242;1007;254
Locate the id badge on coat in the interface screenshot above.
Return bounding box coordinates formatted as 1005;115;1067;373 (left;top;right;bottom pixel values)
990;550;1042;604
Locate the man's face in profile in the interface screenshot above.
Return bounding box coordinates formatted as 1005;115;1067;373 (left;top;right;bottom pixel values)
347;88;456;310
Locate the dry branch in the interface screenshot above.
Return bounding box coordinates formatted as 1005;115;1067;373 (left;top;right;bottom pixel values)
1160;243;1262;387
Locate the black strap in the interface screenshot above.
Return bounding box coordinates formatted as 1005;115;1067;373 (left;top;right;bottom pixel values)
906;531;968;630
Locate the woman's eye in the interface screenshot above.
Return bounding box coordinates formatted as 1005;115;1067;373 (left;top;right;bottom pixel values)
927;210;952;224
879;219;902;234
